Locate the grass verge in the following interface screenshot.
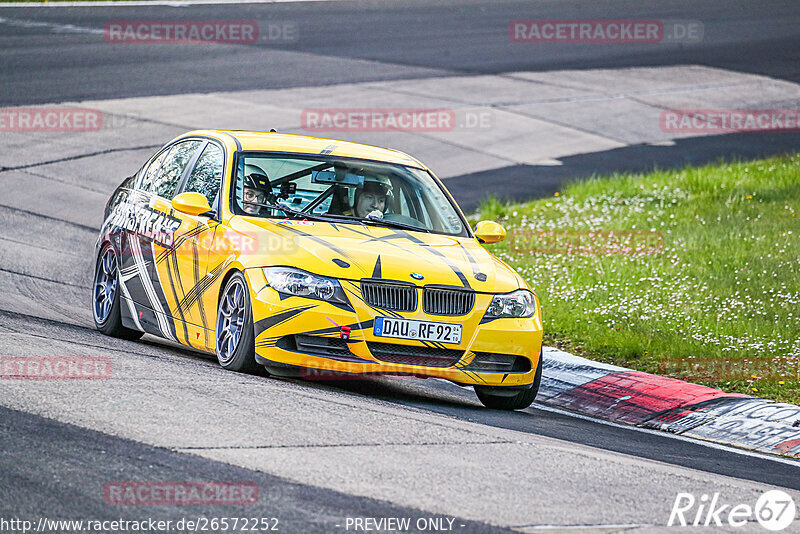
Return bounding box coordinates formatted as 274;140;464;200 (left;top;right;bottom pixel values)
473;154;800;403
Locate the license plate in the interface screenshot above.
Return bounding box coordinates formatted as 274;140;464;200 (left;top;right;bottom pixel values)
373;317;462;344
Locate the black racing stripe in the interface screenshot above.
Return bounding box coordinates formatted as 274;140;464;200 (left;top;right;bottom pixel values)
142;236;177;340
363;229;472;289
129;301;162;337
299;319;374;337
170;251;186;298
454;359;487;383
119;265;138;277
371;255;382;278
155;228;201;265
472;371;489;383
156;224;206;264
191;239;209;346
344;286;402;319
255;336;281;348
121;273;151;308
178;259;229;314
163;249;190;344
457;242;482;278
273;224;354;262
254;306;316;338
329;301;356;313
372;307;403;319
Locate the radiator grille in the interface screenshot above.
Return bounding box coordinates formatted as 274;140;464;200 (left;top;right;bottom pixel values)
464;352;532;373
367;342;463;368
293;335;352;357
361;281;417;312
423;287;475;316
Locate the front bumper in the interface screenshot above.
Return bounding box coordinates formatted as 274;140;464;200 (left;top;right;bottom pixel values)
246;269;543;387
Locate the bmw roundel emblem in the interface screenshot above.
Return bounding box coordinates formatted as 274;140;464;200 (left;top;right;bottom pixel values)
410;272;424;281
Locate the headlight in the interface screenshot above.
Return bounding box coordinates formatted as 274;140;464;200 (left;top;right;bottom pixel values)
263;267;349;304
485;289;536;318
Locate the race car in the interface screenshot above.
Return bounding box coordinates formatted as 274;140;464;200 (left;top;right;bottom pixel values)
93;130;544;409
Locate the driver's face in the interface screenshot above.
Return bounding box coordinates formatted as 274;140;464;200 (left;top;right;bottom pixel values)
243;187;267;215
356;192;386;217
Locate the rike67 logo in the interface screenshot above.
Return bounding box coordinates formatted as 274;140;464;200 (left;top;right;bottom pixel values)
669;490;796;531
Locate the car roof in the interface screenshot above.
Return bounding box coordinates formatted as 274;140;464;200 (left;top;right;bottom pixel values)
186;130;428;169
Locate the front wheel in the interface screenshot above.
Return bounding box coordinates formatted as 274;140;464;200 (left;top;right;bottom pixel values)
475;349;543;410
92;243;143;340
215;272;260;374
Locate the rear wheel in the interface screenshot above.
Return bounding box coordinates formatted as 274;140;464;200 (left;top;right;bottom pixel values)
92;244;143;340
215;272;260;374
475;349;543;410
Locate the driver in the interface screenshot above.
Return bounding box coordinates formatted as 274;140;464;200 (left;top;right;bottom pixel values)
351;176;392;218
241;171;270;215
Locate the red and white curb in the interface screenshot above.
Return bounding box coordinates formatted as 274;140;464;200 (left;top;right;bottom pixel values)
539;347;800;459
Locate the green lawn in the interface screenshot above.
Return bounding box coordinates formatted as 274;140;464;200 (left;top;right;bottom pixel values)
473;154;800;403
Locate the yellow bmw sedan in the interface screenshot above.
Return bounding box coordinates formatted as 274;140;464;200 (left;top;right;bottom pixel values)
93;130;543;409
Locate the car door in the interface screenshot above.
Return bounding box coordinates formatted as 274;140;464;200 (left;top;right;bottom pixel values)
118;139;204;342
166;141;227;350
115;143;175;338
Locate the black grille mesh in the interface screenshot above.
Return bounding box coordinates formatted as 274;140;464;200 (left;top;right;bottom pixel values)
367;342;463;368
423;288;475;316
294;335;352;357
361;282;417;312
464;352;532;373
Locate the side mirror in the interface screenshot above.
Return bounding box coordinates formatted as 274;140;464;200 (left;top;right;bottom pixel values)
172;192;212;217
474;220;506;244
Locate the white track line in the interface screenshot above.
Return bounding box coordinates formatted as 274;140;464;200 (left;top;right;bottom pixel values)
514;523;650;531
0;16;103;34
533;402;800;469
0;0;341;7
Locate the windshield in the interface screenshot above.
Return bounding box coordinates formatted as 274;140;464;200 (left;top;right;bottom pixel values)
232;153;467;236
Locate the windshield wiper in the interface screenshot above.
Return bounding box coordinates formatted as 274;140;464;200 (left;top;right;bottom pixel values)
243;201;354;224
369;217;431;233
330;214;430;233
243;202;429;232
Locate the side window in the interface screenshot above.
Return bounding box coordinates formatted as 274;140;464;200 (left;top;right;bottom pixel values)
139;148;170;192
152;140;204;200
183;143;224;206
398;187;411;216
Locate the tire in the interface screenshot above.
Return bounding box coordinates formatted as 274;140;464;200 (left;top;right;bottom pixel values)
215;272;261;374
92;243;144;341
475;349;543;410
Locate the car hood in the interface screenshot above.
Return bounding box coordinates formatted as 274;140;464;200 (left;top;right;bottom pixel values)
229;217;523;293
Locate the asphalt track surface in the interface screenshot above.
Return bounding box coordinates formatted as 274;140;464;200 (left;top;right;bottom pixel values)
1;1;800;532
2;0;800;105
4;0;800;208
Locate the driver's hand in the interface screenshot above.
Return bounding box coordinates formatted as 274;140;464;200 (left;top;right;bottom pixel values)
366;209;383;219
